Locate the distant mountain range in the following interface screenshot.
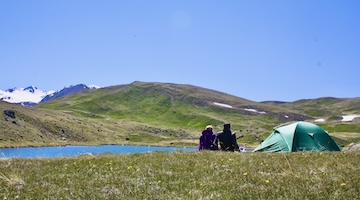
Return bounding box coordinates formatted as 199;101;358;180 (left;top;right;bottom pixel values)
1;81;359;148
0;84;100;107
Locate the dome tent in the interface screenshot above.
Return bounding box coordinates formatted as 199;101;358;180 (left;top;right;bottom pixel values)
253;121;341;152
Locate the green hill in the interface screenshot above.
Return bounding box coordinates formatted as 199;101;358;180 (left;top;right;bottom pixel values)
1;81;359;148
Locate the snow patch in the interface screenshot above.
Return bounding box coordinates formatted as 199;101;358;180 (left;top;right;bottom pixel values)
213;102;232;108
89;85;101;89
315;118;325;122
244;108;257;112
341;115;360;122
244;108;266;114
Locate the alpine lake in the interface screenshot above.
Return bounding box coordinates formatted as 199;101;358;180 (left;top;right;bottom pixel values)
0;145;198;159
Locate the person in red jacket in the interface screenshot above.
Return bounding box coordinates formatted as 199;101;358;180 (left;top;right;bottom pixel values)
198;125;218;150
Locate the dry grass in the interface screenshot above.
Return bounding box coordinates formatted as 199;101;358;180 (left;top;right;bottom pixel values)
0;150;359;199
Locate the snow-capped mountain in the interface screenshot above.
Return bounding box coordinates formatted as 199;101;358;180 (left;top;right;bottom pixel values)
0;86;54;106
0;84;100;107
39;84;99;103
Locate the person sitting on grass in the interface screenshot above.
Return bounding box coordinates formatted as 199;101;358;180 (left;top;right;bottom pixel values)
198;125;218;150
213;123;240;151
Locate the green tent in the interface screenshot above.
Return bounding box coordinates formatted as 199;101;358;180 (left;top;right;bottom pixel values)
253;121;341;152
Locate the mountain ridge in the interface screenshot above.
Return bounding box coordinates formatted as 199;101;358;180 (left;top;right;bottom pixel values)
1;81;359;148
39;84;99;103
1;82;358;106
0;84;99;106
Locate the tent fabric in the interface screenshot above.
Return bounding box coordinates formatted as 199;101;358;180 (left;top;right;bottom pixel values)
253;121;341;152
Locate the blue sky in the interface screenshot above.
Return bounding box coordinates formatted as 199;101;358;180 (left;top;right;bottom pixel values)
1;0;359;102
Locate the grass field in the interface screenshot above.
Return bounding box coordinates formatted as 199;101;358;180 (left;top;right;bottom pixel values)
1;150;359;199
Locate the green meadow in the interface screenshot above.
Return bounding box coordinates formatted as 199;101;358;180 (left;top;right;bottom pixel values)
1;151;359;199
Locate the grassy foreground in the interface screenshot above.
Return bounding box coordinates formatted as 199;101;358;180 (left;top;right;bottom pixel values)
1;151;359;199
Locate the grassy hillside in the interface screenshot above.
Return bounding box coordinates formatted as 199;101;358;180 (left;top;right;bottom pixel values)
1;81;360;148
282;97;360;118
0;100;200;148
276;97;360;146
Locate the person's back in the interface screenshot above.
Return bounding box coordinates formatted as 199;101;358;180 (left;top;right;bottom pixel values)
214;123;239;151
199;125;217;150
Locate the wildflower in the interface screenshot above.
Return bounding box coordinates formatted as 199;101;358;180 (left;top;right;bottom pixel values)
265;164;268;167
243;172;248;176
228;158;233;161
158;180;161;183
341;183;346;186
128;166;132;170
265;180;270;183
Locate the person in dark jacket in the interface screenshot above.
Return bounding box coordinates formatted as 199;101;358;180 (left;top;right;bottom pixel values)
213;123;240;151
198;125;218;150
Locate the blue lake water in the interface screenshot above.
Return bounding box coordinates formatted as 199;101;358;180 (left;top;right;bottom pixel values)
0;145;197;159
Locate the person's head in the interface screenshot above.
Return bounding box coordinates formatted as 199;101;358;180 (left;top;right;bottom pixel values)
205;125;213;130
223;123;231;130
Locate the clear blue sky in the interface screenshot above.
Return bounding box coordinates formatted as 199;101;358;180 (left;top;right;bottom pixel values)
1;0;359;102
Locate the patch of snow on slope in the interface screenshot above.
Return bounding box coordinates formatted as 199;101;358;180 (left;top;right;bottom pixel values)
244;108;266;114
342;115;360;122
213;102;232;108
244;108;257;112
315;118;325;122
88;85;101;89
